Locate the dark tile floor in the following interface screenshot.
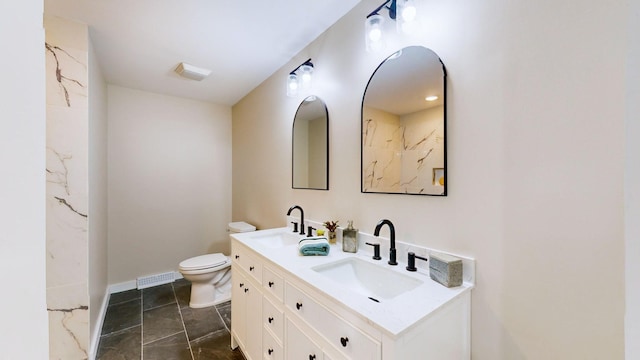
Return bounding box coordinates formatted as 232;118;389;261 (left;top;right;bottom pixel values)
96;279;245;360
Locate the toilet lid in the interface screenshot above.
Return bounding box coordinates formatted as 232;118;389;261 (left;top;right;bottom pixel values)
179;253;229;271
228;221;256;233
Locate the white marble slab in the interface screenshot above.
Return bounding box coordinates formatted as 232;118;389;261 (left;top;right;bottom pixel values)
45;17;90;359
47;282;89;360
45;42;88;108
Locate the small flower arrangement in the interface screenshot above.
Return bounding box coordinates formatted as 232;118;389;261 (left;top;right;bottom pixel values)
322;220;339;232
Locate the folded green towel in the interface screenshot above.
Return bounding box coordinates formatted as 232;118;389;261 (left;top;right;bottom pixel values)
298;237;330;256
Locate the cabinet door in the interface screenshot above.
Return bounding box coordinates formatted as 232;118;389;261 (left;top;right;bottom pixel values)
286;318;322;360
245;280;262;360
231;268;247;349
231;267;263;360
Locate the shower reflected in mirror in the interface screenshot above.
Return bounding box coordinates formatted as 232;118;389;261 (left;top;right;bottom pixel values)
362;46;446;196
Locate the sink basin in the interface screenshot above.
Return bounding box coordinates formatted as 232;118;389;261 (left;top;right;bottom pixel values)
250;231;301;248
312;257;422;300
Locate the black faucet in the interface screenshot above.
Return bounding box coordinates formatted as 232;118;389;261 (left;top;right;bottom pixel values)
374;219;397;265
287;205;305;236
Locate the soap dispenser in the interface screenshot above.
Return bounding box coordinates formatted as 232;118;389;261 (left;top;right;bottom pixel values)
342;220;358;253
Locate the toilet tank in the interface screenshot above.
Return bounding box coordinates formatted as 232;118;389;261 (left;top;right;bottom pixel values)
228;221;256;234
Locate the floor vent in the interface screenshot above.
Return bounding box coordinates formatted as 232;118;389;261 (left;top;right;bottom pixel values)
136;272;175;289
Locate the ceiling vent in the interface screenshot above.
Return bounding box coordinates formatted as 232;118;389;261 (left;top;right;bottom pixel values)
174;62;211;81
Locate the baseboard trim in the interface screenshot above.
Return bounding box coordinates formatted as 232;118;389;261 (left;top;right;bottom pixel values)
109;272;183;294
108;280;137;294
89;290;110;360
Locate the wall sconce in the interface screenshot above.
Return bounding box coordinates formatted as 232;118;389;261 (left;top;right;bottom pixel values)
365;0;417;52
287;58;314;97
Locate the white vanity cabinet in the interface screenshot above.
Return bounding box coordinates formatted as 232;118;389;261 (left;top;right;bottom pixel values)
230;234;472;360
231;244;263;360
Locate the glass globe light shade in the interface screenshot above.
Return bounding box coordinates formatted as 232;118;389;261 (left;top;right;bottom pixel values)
365;14;385;52
299;64;313;88
287;73;298;97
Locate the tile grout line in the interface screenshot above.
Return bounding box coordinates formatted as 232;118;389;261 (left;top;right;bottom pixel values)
99;323;141;339
106;296;141;308
142;330;187;346
173;283;195;360
214;305;231;333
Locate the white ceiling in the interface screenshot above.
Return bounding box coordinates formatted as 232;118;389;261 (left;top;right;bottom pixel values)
364;46;444;116
44;0;362;106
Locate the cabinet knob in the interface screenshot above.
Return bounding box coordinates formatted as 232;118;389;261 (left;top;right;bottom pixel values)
235;254;239;259
239;283;244;288
249;266;255;271
296;302;303;310
268;281;274;287
309;355;316;360
268;317;274;323
244;288;249;293
268;349;273;355
340;337;349;347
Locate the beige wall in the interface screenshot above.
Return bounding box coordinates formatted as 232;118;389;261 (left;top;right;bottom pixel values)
108;85;232;284
232;0;626;358
0;1;49;357
88;34;109;356
626;1;640;357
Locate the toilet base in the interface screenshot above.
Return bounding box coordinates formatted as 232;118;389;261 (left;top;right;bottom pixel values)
189;291;231;308
188;279;231;308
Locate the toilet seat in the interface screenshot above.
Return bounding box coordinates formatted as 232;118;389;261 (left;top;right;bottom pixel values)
179;253;230;272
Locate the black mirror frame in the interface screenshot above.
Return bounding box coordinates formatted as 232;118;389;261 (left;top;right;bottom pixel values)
292;96;330;190
360;46;448;196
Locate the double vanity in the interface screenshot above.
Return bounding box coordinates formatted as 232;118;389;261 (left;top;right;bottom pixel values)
230;226;474;360
240;42;459;360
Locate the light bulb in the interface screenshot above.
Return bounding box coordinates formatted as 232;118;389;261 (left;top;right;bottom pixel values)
365;14;385;52
299;64;313;89
425;95;438;101
287;73;298;97
396;0;418;34
401;5;416;22
369;28;382;42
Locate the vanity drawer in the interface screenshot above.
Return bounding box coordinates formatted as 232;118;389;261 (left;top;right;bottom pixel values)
263;296;284;342
232;244;262;284
285;282;381;359
263;266;284;302
285;318;323;360
262;327;283;360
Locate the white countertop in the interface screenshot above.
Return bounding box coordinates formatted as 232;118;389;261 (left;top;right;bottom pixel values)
231;227;473;338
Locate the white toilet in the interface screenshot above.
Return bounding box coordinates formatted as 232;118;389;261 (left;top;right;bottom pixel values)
179;221;256;308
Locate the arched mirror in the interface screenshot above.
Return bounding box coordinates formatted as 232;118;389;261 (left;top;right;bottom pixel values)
293;96;329;190
362;46;446;196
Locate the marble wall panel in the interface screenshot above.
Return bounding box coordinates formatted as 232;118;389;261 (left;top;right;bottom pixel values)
363;106;445;194
45;16;90;360
45;43;88;108
47;283;90;359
